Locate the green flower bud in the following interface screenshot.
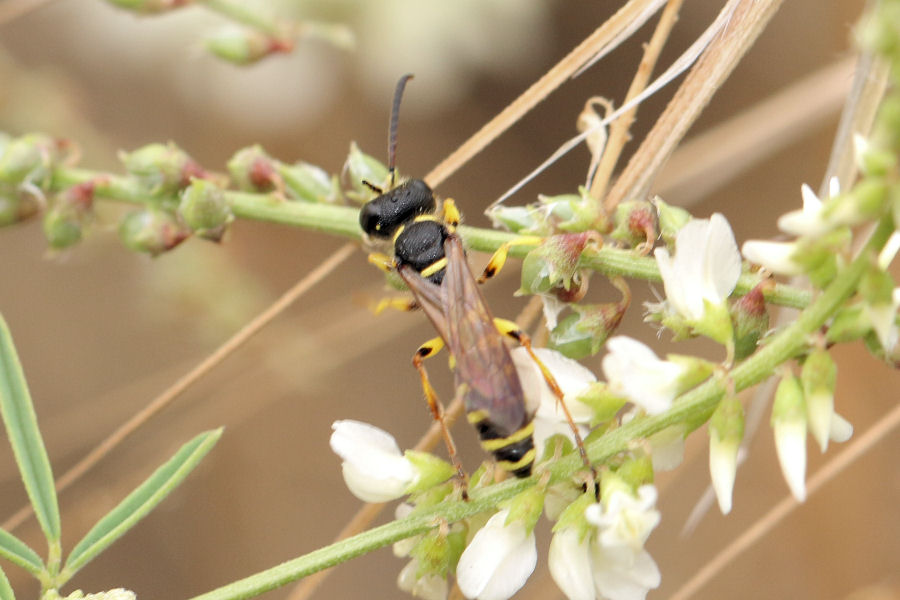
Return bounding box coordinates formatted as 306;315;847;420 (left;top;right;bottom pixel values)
826;304;870;343
873;95;900;152
42;182;96;249
206;28;291;66
119;209;190;256
120;142;204;195
549;300;627;359
409;523;464;578
279;161;341;203
178;179;232;241
345;142;389;203
854;135;897;177
539;188;608;233
0;186;41;226
860;264;895;305
551;491;595;537
227;145;280;193
486;205;545;235
653;196;692;246
730;281;772;361
610;199;657;249
518;232;600;296
0;133;60;186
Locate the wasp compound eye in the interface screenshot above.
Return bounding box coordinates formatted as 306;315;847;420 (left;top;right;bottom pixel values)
358;179;436;238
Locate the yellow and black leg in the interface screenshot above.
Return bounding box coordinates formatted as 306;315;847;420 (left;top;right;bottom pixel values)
411;336;470;499
478;236;543;284
493;317;596;485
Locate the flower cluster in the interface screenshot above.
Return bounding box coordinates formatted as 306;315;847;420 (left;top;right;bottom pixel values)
329;332;706;599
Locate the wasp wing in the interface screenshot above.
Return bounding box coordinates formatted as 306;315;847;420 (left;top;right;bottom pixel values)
397;235;529;437
441;235;528;437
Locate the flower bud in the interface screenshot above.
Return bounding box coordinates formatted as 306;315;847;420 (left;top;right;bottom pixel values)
854;134;896;177
518;232;601;297
42;182;96;249
653;196;691;247
404;451;456;494
0;133;61;186
610;199;657;250
178;179;232;242
345;142;389;202
119;142;204;195
279;161;341;203
227;145;281;193
730;281;772;361
0;186;41;226
486;205;544;235
409;523;465;579
801;349;836;453
826;304;870;343
205;27;292;65
118;209;190;256
573;382;626;424
615;454;654;490
771;373;807;501
537;189;608;234
709;394;744;514
549;299;627;359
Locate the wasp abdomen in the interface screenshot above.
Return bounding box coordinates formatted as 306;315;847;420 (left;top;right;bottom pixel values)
470;414;536;478
359;179;435;238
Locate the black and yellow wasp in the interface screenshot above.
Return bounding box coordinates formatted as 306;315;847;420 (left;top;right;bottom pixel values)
359;75;589;488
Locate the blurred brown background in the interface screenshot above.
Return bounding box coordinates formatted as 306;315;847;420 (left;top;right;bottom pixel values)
1;1;898;599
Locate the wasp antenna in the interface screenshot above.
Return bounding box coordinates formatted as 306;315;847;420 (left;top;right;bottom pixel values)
388;73;415;186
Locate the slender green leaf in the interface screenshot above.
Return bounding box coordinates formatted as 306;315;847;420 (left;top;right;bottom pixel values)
0;562;14;600
0;528;43;576
61;428;223;578
0;315;61;544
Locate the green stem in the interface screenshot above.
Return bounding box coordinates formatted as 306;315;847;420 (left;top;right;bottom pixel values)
51;167;811;309
185;218;892;600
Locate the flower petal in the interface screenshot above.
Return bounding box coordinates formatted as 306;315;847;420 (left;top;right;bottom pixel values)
549;528;595;600
741;240;805;276
457;510;536;600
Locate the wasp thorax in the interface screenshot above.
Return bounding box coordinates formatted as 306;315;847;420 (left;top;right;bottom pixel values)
359;178;435;238
394;220;449;283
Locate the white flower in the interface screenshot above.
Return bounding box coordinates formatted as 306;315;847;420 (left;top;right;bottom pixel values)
330;420;417;502
709;434;739;515
647;425;685;471
456;509;537;600
512;347;594;451
740;240;805;276
771;376;807;502
865;287;900;352
653;213;741;322
585;485;660;553
773;415;806;502
777;178;838;237
549;486;661;600
602;336;686;415
66;591;136;600
398;558;449;600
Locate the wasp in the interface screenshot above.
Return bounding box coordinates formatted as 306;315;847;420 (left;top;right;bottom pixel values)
359;74;590;488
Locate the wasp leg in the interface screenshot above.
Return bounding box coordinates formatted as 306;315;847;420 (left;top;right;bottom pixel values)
441;198;461;229
372;297;419;315
477;236;543;284
412;336;470;500
493;317;596;488
367;252;395;273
